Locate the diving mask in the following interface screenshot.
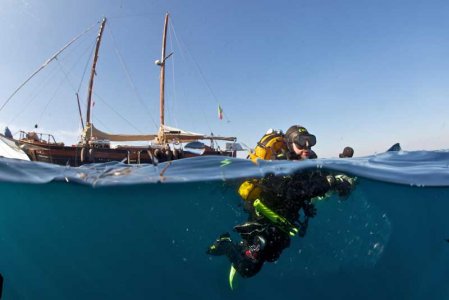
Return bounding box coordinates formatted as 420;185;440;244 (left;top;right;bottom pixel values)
293;134;316;148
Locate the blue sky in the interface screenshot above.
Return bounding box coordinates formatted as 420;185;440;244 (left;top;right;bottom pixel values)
0;0;448;157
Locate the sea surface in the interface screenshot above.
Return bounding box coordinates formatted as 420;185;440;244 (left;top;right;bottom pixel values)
0;151;449;300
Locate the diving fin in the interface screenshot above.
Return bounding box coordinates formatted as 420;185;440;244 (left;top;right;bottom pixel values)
229;265;237;290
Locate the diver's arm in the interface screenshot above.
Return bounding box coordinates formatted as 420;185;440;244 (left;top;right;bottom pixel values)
326;174;357;197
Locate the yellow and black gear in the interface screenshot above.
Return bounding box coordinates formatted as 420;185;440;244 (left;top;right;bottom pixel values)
248;132;288;162
241;132;288;202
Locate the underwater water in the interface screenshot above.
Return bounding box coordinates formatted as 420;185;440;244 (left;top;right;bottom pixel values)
0;152;448;299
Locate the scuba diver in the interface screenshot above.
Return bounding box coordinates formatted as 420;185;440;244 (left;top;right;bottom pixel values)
248;125;318;161
207;125;356;281
339;146;354;158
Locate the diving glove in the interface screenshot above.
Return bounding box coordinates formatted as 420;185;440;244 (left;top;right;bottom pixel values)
234;221;264;233
206;233;232;256
334;174;357;197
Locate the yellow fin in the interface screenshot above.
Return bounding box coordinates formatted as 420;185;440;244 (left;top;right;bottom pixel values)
229;265;237;290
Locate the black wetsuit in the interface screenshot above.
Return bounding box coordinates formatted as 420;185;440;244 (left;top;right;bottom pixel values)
216;171;353;278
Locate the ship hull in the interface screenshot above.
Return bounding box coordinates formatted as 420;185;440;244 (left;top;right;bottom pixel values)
18;140;234;167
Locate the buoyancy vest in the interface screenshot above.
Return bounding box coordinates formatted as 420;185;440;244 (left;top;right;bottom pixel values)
238;179;262;201
248;132;288;162
240;132;288;201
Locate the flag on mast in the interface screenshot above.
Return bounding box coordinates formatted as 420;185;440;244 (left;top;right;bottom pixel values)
218;105;223;120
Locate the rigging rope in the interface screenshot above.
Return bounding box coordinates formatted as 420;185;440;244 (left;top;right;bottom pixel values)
56;59;78;93
37;73;68;124
170;20;232;124
170;22;213;137
58;39;97;94
77;40;97;93
106;22;159;130
170;21;217;148
92;92;144;134
91;111;111;133
0;21;100;113
9;39;97;128
8;65;60;125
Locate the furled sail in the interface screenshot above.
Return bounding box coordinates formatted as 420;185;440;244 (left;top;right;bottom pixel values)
83;124;158;142
83;124;236;143
160;125;236;143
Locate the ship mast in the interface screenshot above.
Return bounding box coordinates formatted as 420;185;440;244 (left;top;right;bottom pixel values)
85;17;107;137
157;13;170;144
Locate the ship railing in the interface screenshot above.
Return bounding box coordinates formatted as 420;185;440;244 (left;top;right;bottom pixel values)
19;130;59;144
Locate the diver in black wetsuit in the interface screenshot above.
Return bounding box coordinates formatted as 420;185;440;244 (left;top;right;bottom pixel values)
339;146;354;158
207;171;355;278
206;125;356;279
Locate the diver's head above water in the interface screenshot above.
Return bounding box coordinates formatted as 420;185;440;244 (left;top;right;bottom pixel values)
285;125;316;160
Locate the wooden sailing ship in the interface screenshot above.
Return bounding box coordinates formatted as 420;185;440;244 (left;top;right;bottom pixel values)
4;14;238;166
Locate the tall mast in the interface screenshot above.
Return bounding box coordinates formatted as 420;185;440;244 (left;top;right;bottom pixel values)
158;13;169;142
86;17;107;126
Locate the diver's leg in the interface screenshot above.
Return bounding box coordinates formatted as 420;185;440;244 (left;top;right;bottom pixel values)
207;233;265;278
